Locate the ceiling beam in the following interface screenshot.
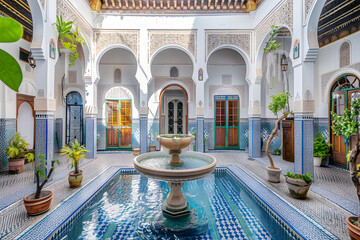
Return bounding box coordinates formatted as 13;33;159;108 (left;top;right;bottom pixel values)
125;0;129;8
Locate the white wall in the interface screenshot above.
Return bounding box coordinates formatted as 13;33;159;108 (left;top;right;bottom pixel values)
17;102;34;149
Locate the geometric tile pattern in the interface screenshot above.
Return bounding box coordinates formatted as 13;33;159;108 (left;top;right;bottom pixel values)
140;116;148;154
85;117;95;159
196;117;204;152
0;118;16;172
35;114;54;171
249;117;261;158
17;166;338;240
96;118;106;150
54;118;63;152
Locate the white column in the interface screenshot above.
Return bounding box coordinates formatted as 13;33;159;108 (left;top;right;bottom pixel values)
248;75;262;158
85;76;98;159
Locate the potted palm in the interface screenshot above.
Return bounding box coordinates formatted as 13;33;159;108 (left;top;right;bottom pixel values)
331;97;360;239
284;172;313;199
23;154;59;215
6;133;32;174
266;90;291;183
313;133;331;167
60;139;89;188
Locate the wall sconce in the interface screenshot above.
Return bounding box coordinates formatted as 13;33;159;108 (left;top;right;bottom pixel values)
28;52;36;69
281;54;288;72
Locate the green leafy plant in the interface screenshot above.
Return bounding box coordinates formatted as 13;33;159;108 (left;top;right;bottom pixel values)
60;139;89;174
313;133;331;159
284;172;313;183
0;16;23;92
6;132;32;160
56;15;85;67
266;90;291;169
274;148;281;155
263;25;283;53
331;97;360;217
29;154;59;199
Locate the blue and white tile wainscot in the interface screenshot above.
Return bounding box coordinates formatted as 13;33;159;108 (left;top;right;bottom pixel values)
17;166;338;240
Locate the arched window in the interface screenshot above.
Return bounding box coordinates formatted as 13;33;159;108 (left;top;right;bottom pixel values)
170;67;179;78
66;92;83;145
340;42;350;68
114;68;121;83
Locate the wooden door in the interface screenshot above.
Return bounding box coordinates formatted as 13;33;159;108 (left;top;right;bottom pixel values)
331;91;346;167
120;100;132;148
106;100;119;148
215;100;226;147
282;120;294;162
227;100;239;147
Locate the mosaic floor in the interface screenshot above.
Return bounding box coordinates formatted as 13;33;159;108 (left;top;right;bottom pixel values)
0;151;357;239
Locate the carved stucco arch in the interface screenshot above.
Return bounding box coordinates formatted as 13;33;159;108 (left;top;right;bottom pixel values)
156;80;192;103
28;0;45;57
149;44;196;81
325;68;360;104
305;0;326;50
63;87;85;105
206;44;251;84
95;44;139;82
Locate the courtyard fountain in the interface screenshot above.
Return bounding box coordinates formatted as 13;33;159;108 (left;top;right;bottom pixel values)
134;134;216;235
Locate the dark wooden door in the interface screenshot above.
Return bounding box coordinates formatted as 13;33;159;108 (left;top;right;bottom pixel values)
331;91;347;167
227;100;239;147
106;100;119;148
215;100;226;147
282;120;294;162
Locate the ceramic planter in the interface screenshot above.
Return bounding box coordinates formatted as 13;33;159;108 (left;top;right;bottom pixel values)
23;190;53;215
133;149;140;156
314;157;322;167
8;157;25;174
285;176;312;199
266;167;282;183
68;170;83;188
347;216;360;240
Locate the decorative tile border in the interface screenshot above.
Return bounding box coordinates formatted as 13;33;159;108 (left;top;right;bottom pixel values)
17;166;338;240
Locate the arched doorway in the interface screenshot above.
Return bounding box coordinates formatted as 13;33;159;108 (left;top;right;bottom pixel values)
330;74;360;168
66;92;84;145
17;96;35;149
160;85;188;135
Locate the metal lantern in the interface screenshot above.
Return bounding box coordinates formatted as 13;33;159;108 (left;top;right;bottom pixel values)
28;52;36;69
281;54;288;71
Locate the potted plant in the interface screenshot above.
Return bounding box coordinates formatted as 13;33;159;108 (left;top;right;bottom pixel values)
266;90;291;183
313;133;331;167
284;172;313;199
331;97;360;239
6;133;32;174
273;148;281;156
60;139;89;188
23;154;59;215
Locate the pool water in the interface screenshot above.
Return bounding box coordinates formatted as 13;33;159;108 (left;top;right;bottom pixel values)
57;171;294;240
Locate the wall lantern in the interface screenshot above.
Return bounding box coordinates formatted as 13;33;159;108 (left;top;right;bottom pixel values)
28;52;36;69
281;54;288;72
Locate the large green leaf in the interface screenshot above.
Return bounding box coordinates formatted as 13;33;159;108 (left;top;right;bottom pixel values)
0;17;23;43
0;49;22;91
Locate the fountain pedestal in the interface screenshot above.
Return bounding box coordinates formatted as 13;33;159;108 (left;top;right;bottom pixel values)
163;182;190;217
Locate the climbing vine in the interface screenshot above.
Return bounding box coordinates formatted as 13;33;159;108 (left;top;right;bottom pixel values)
263;25;282;53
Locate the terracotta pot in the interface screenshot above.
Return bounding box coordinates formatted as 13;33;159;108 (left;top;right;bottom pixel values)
23;190;53;216
266;167;282;183
314;157;322;167
149;145;156;152
68;170;83;188
8;158;25;174
347;216;360;240
285;176;312;199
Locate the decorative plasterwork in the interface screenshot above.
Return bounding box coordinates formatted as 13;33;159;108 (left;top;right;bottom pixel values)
321;62;360;102
149;31;196;62
305;0;316;21
34;98;56;112
57;0;93;46
255;0;293;51
206;32;251;58
154;77;194;101
293;100;315;114
94;31;139;60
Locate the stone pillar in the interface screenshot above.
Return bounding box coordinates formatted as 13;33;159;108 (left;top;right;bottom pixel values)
196;80;205;153
84;79;98;159
248;82;262;158
140;114;148;154
196;117;204;152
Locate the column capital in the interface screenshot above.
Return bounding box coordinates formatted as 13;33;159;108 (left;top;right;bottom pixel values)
85;105;98;117
34;98;56;112
293;99;315;114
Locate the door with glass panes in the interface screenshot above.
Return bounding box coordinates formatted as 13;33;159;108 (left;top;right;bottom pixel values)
166;99;185;134
214;95;239;149
106;99;132;149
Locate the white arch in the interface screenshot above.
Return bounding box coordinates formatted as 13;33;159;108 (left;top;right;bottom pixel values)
64;88;85;105
206;44;251;83
28;0;45;57
157;81;191;102
149;44;195;81
95;44;138;81
325;68;360;104
305;0;326;50
18;78;36;96
255;25;293;80
211;85;242;107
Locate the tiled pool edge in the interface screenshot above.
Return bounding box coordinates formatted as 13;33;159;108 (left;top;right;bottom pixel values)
17;166;339;240
222;165;339;240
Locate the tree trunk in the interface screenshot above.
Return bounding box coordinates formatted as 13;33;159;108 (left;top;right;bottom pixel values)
266;114;288;169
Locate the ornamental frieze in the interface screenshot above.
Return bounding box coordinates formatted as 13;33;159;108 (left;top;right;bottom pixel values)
149;31;196;62
305;0;316;21
94;31;139;60
255;0;293;51
206;32;251;58
57;0;93;46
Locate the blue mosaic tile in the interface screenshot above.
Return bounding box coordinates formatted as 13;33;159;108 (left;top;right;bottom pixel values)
261;119;281;152
0;119;16;171
96;118;106;150
140;116;148;154
196;117;204;152
249;117;261;158
35;114;54;172
54;118;63;152
85;117;96;159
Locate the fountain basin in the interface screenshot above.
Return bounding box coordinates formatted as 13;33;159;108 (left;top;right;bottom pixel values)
156;134;195;164
134;152;216;182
